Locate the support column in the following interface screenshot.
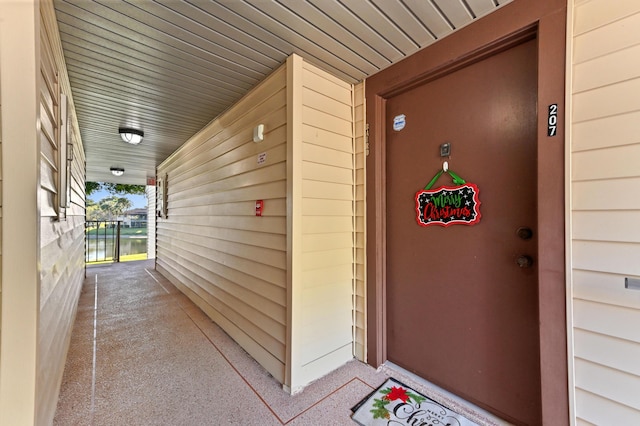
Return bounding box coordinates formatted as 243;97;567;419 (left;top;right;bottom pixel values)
0;0;41;424
146;184;156;259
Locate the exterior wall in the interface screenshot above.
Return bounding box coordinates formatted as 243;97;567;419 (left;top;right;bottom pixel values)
0;2;41;423
353;82;366;361
569;0;640;422
0;20;3;425
157;64;289;383
0;2;85;424
157;54;358;391
36;2;87;424
287;56;355;390
146;184;156;259
0;49;2;378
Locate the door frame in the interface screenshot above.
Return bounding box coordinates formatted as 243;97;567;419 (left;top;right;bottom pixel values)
365;1;568;424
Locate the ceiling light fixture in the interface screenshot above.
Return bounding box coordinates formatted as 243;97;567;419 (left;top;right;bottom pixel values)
118;127;144;145
110;167;125;177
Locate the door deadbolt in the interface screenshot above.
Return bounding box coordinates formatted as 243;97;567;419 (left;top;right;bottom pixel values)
516;227;533;240
516;255;534;268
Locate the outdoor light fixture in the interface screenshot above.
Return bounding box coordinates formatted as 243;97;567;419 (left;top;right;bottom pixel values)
253;124;265;142
110;167;125;177
118;127;144;145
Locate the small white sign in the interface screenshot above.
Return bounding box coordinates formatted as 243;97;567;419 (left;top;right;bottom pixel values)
547;104;558;136
393;114;406;131
257;152;267;165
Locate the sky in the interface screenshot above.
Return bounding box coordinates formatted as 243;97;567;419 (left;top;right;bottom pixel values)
88;188;148;210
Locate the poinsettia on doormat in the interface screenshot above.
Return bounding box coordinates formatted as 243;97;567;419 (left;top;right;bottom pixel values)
351;378;479;426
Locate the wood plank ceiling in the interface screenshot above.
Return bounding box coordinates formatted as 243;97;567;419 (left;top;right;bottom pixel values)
54;0;511;184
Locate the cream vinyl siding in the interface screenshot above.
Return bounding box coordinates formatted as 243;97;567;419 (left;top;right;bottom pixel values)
36;2;86;424
288;57;355;389
570;0;640;422
0;89;2;352
157;64;289;383
353;82;366;362
158;54;358;391
0;4;39;422
147;184;156;259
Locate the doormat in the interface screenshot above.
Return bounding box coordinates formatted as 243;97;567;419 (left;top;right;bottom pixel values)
352;378;479;426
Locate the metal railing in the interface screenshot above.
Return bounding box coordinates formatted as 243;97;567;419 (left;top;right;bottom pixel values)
86;220;150;264
85;220;122;263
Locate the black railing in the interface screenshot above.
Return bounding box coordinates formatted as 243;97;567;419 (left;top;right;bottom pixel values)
85;220;121;263
86;220;149;264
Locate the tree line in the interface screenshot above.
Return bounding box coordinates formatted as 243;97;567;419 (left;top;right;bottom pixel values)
86;182;145;221
87;197;133;221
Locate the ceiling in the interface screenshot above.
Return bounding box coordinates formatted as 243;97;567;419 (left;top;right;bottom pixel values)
54;0;511;185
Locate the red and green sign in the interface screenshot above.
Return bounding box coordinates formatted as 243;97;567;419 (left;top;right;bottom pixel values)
415;169;481;227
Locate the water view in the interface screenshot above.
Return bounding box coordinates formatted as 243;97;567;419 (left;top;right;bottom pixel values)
86;221;148;263
86;236;148;263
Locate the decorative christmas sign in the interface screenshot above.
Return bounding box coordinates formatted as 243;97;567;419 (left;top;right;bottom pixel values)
415;169;481;227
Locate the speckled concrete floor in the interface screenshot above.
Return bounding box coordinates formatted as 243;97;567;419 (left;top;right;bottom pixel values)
54;260;506;426
53;260;389;425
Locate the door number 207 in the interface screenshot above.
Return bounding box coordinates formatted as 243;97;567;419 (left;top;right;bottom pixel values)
547;104;558;137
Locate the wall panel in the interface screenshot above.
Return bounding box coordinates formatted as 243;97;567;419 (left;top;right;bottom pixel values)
576;389;640;425
157;63;289;383
353;81;366;361
570;1;640;420
572;111;640;152
293;60;354;388
33;2;87;424
158;54;358;392
0;47;2;407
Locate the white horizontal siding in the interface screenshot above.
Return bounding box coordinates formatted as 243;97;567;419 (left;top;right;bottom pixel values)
295;60;354;386
574;299;640;343
36;3;87;424
574;359;640;411
573;241;640;276
570;1;640;421
576;388;640;424
574;329;640;377
573;10;640;64
353;81;366;362
573;211;640;243
572;144;640;181
572;110;640;152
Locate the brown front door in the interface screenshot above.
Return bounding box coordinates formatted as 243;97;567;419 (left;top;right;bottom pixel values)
385;39;540;425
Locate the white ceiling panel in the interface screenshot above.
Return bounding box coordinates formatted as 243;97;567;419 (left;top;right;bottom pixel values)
53;0;512;185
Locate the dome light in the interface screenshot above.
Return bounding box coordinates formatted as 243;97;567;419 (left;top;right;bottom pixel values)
110;167;125;177
118;127;144;145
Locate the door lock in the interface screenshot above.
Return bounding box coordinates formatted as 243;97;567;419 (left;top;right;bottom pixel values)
516;255;534;268
516;227;533;240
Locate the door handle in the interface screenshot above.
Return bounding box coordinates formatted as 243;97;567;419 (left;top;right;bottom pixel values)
516;227;533;240
516;255;534;268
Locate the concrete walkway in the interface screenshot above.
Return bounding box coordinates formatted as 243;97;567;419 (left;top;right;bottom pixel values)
54;260;388;425
54;260;505;425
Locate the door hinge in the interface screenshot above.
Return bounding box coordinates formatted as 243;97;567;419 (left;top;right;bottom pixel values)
365;123;370;156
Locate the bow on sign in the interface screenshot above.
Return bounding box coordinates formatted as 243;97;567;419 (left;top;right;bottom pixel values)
415;168;481;227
